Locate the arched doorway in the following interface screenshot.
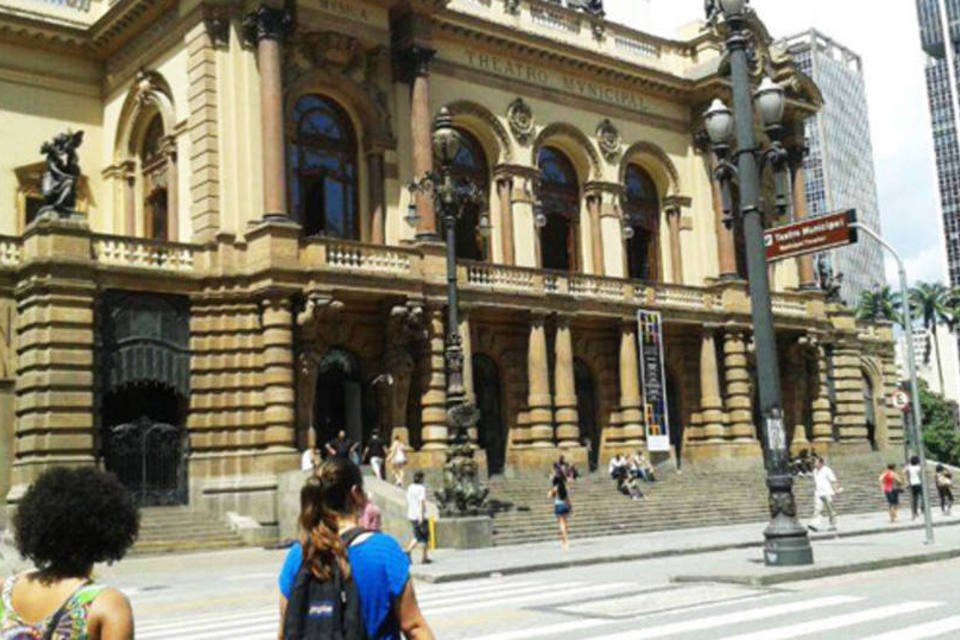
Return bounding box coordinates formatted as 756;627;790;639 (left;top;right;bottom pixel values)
666;370;683;469
314;348;370;451
575;359;600;471
473;354;506;475
863;369;878;450
537;146;580;271
102;383;187;506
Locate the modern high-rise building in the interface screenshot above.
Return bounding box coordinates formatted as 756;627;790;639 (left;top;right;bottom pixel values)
916;0;960;288
781;30;886;308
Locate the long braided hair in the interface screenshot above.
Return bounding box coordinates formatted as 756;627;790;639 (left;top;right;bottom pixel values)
299;457;365;581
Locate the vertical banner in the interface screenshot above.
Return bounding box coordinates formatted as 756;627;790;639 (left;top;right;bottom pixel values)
637;310;671;452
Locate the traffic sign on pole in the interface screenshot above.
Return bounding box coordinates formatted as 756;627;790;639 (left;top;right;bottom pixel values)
891;390;910;412
764;209;858;263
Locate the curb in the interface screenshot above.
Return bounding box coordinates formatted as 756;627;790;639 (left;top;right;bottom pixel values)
410;518;960;584
670;546;960;587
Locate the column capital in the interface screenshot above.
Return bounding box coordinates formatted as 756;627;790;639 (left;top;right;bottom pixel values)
702;322;722;336
393;45;436;83
583;180;624;199
494;163;538;183
663;195;692;215
242;5;293;45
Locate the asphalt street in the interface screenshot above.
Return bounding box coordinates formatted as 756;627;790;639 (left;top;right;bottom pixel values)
97;541;960;639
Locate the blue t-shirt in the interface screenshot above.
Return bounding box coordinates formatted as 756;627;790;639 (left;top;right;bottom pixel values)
279;532;411;639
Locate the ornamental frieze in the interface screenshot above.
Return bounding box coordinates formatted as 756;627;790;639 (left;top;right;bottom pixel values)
506;98;535;146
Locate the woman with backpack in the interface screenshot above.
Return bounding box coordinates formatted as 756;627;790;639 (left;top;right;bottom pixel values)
1;466;138;639
278;458;434;640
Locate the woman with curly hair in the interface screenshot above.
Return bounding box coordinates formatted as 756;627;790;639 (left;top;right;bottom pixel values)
278;457;434;639
2;466;139;639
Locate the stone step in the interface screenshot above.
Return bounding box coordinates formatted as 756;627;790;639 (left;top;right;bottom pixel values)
131;506;246;554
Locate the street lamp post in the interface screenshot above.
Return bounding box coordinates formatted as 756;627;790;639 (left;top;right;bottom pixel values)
704;0;813;566
408;107;490;515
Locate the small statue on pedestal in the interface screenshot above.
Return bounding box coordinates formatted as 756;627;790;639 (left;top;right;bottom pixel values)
38;130;84;221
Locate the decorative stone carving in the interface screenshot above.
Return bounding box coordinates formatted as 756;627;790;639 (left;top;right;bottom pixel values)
38;130;84;220
596;119;621;162
504;0;521;15
506;98;535;146
241;5;292;45
203;8;231;48
296;291;348;344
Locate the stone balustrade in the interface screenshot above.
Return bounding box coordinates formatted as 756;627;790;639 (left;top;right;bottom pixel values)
771;293;807;317
323;240;415;275
465;262;537;292
93;235;196;272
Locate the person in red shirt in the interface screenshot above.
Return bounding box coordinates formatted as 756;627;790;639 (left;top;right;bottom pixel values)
879;463;904;523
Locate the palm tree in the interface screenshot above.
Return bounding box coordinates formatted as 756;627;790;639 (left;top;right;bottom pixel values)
855;285;900;324
909;281;951;394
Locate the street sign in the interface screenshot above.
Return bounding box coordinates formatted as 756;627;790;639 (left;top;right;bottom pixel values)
891;390;910;411
764;209;858;263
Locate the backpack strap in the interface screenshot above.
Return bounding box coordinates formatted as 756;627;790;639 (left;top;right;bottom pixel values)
340;527;372;548
42;580;93;640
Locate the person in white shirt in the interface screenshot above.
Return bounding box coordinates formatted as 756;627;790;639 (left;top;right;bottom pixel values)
809;457;840;532
405;471;430;564
905;455;925;520
300;446;318;472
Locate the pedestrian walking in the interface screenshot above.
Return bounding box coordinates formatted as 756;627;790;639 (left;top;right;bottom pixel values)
387;435;408;487
363;431;387;481
326;429;359;462
808;456;840;532
278;458;434;639
936;464;954;516
879;463;904;523
906;455;925;520
548;470;572;550
300;445;319;472
405;471;430;565
2;467;138;639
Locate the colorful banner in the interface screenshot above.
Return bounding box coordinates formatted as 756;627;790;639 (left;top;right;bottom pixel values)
637;310;670;452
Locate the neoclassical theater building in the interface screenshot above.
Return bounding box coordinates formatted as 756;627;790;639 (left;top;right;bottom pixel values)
0;0;900;522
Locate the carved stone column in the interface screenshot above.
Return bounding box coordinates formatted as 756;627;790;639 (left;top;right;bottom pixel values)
723;329;755;441
830;339;867;442
527;312;554;447
811;343;834;442
396;46;437;240
707;154;738;279
618;319;644;445
495;174;515;265
123;161;136;235
665;202;683;285
367;151;386;244
586;193;605;276
788;141;817;289
244;5;292;221
262;298;296;450
553;315;579;447
420;307;448;450
699;325;725;441
162;137;179;241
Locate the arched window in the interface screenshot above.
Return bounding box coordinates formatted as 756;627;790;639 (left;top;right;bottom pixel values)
289;95;359;239
440;129;489;261
537;147;580;271
624;164;660;281
140;115;170;241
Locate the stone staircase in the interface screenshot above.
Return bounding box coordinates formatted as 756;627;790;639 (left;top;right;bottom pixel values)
131;506;246;555
487;452;940;546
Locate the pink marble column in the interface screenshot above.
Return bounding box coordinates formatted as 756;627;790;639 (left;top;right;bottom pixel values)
398;46;438;240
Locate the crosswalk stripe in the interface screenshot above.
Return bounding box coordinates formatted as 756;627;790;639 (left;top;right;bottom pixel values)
135;609;276;633
143;621;278;640
416;580;542;598
137;613;278;639
584;595;863;640
424;582;634;617
857;616;960;640
716;601;943;640
419;581;583;607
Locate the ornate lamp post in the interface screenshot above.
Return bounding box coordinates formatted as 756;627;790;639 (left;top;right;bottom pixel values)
703;0;813;566
407;107;490;515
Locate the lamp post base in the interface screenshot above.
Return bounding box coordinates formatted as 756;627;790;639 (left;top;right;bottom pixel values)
764;531;814;566
763;473;814;566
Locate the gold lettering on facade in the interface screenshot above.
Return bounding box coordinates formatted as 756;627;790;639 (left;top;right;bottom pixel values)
463;49;647;114
315;0;369;22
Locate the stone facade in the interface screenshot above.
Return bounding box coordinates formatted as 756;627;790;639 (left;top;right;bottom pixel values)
0;0;901;528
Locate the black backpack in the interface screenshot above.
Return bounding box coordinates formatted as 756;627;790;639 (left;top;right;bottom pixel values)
283;528;370;640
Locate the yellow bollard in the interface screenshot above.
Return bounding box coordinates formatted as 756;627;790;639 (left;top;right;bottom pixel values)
428;516;437;551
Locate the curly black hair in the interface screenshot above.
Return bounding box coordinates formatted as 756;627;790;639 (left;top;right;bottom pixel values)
13;467;140;579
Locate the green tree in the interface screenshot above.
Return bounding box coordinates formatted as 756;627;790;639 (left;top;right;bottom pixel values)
918;379;960;466
909;281;951;394
855;285;900;324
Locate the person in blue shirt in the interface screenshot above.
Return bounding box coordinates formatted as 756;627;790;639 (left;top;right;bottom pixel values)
278;458;434;640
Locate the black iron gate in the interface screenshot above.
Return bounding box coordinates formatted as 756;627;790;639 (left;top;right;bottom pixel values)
103;416;188;506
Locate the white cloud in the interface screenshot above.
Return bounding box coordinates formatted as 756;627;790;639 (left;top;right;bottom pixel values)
884;244;947;287
606;0;945;285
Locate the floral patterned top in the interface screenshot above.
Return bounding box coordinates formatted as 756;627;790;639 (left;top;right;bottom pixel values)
0;574;105;639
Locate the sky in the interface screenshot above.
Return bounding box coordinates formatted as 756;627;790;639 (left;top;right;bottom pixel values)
605;0;944;287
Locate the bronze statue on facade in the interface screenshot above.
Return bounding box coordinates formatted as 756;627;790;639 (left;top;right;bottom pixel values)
38;130;84;220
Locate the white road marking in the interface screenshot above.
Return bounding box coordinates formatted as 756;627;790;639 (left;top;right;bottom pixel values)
716;601;943;640
859;616;960;640
424;582;634;617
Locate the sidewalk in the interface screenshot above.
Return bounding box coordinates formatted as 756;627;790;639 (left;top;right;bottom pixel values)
411;510;960;583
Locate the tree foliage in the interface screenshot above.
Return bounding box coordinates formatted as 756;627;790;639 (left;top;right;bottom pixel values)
854;285;900;324
918;379;960;466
